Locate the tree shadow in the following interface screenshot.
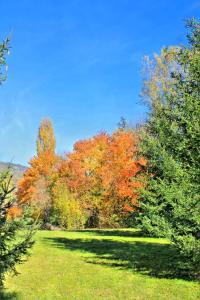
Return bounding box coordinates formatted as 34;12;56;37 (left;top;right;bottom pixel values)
73;229;145;238
0;290;18;300
44;235;191;280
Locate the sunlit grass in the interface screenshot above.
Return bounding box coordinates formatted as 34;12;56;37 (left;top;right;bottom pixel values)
4;229;200;300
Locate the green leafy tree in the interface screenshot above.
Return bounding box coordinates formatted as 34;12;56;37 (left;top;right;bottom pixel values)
138;19;200;278
51;181;85;229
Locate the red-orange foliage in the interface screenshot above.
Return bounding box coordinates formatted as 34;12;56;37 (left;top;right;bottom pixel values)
7;206;22;220
66;132;109;194
17;151;59;204
100;129;145;211
60;129;145;225
17;119;59;221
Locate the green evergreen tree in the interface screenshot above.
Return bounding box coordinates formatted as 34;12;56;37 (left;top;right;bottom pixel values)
0;171;34;288
0;37;9;84
0;38;34;289
138;19;200;277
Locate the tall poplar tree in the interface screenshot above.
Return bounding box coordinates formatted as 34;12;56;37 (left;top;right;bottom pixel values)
18;118;58;224
37;118;56;155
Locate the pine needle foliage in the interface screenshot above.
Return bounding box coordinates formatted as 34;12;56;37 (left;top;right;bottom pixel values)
138;19;200;278
0;171;35;288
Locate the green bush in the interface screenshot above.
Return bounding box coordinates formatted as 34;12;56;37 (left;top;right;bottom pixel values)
51;183;85;229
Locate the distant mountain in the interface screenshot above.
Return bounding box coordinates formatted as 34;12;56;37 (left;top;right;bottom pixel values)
0;162;27;185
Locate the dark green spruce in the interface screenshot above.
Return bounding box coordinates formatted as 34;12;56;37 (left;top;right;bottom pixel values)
0;37;35;290
0;171;35;288
138;19;200;278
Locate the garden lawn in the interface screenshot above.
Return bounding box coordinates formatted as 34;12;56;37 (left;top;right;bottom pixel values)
4;229;200;300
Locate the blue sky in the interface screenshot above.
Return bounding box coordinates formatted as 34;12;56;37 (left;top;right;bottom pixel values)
0;0;199;165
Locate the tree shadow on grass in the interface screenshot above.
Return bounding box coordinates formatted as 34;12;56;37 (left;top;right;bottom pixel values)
44;234;190;280
73;229;145;238
0;290;18;300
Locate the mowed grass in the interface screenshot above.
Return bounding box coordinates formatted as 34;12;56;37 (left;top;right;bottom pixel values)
4;229;200;300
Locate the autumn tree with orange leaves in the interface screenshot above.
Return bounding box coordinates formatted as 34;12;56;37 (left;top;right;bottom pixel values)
60;127;145;227
63;132;110;227
100;129;146;222
17;118;59;224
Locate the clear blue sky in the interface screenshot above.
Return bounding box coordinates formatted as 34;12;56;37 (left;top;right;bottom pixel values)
0;0;199;165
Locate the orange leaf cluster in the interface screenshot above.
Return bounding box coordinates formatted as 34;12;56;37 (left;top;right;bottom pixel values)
7;206;22;220
61;129;146;218
17;151;59;204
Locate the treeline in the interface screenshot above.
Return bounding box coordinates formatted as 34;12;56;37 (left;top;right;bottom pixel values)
17;119;146;228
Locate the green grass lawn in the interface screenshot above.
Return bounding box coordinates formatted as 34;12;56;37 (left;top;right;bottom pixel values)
3;229;200;300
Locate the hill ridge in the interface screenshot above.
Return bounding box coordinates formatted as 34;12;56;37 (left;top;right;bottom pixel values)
0;161;27;184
